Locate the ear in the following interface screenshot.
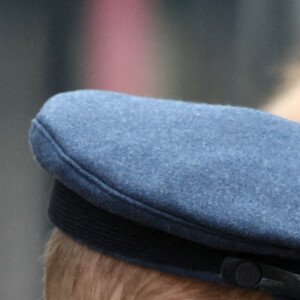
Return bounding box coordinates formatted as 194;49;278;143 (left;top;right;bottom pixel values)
260;73;300;123
261;84;300;123
260;58;300;123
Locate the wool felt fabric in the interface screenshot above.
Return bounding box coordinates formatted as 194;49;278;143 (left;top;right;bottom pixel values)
29;90;300;299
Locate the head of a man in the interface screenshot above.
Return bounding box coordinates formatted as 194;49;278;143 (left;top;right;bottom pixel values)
34;74;300;300
44;228;271;300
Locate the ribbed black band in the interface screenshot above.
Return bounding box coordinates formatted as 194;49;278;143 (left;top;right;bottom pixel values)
48;179;300;299
48;180;226;274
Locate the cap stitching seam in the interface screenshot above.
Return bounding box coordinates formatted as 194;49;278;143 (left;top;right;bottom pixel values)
31;118;293;254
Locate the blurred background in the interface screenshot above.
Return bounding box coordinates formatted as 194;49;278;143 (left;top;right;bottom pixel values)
1;1;300;299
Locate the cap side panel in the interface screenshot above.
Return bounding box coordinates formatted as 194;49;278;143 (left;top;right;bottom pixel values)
29;118;300;260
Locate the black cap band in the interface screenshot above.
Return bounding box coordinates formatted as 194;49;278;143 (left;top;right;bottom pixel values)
48;179;300;299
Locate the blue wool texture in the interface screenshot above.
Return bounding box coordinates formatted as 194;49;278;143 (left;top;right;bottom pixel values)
29;90;300;260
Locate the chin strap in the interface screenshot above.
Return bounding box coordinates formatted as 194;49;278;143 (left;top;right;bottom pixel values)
221;257;300;299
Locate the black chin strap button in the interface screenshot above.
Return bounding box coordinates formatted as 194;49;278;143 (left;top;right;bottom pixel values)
222;257;300;297
221;258;262;288
235;262;261;287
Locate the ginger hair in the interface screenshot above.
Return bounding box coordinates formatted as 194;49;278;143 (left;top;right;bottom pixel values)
44;228;271;300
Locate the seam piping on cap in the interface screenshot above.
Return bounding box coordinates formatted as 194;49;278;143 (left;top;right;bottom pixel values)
32;118;294;252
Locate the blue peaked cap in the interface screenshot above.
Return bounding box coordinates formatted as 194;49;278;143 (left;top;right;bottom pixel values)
29;90;300;299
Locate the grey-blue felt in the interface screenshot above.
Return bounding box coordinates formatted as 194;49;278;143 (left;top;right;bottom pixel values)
29;90;300;300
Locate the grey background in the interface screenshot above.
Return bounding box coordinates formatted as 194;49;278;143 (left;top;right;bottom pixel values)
1;1;299;299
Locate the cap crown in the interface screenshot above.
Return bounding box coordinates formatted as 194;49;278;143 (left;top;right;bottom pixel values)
29;90;300;259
